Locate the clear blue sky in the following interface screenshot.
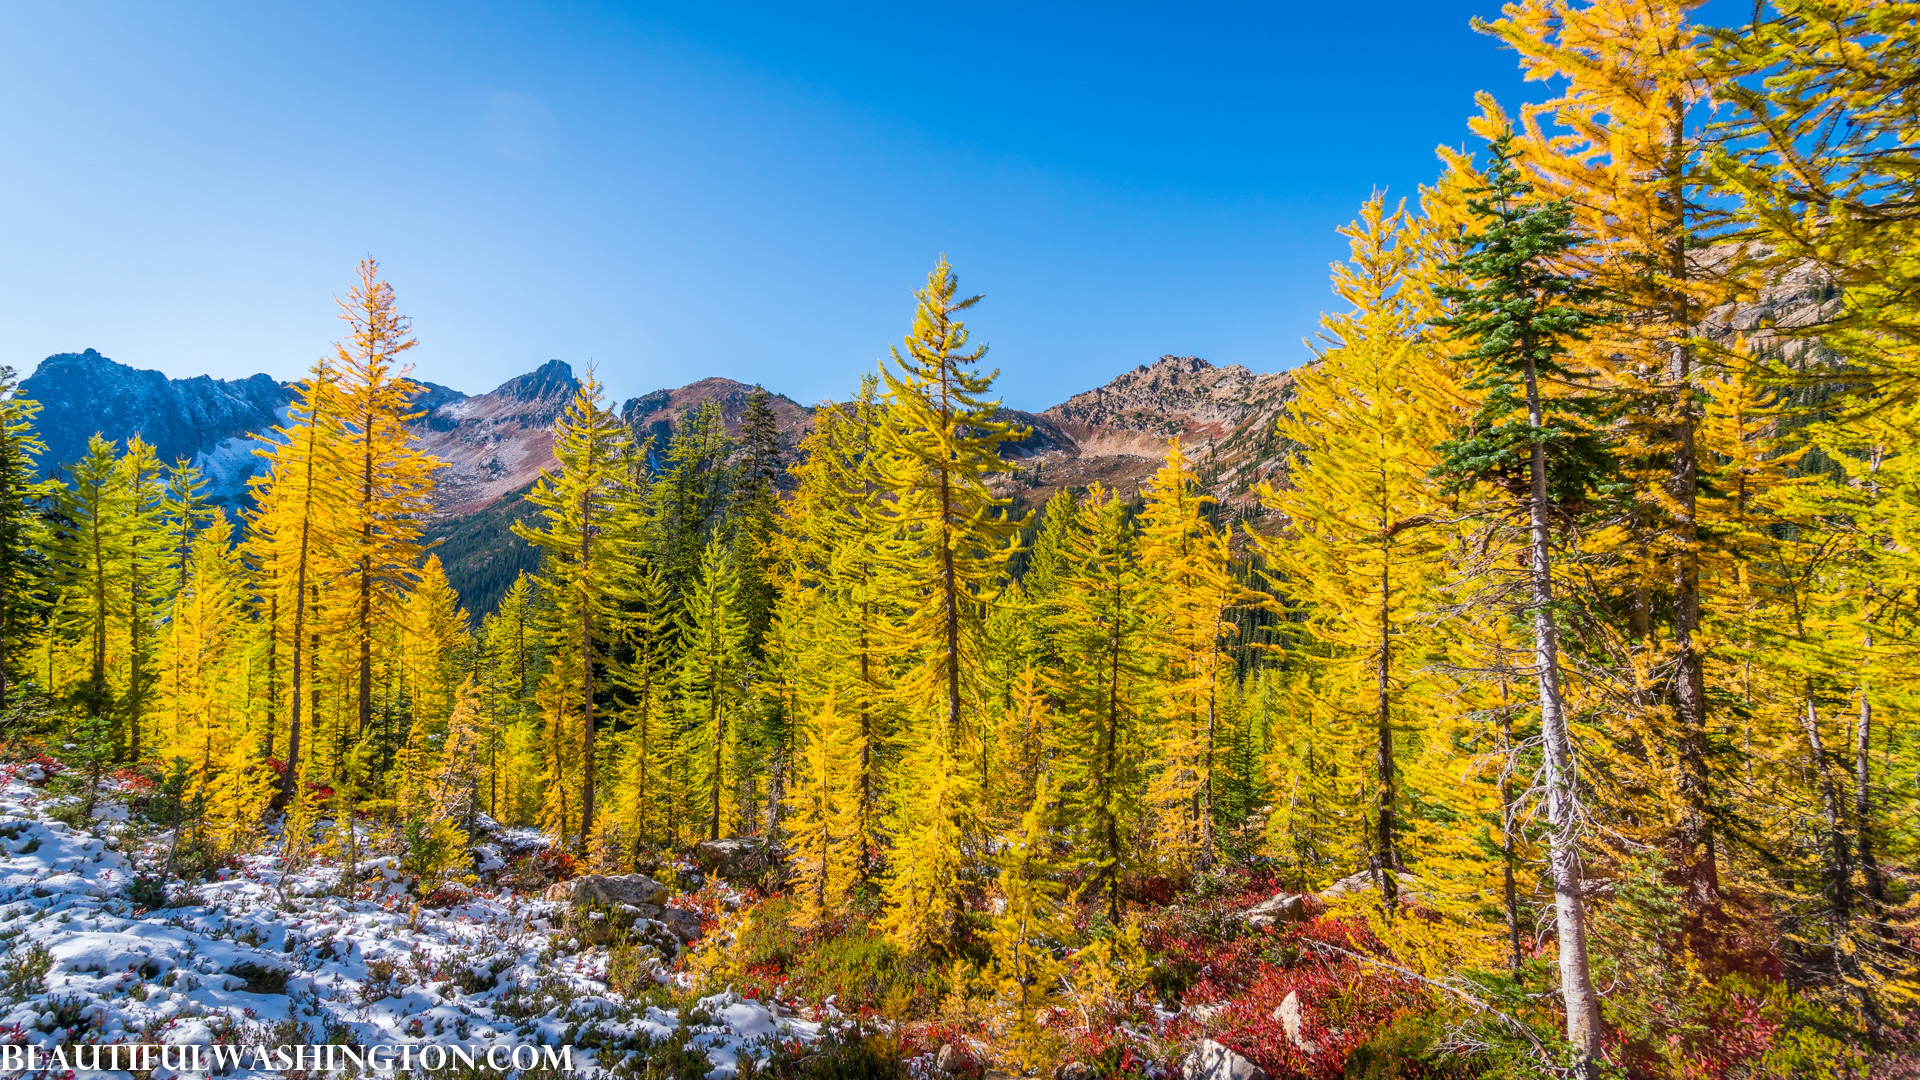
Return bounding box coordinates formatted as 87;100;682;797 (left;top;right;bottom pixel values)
0;2;1535;412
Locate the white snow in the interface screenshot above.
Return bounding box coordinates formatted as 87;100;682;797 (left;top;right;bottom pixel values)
0;778;823;1078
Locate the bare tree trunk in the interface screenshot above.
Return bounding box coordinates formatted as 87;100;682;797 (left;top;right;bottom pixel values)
1523;352;1601;1072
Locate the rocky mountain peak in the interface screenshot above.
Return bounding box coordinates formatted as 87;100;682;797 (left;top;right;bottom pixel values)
999;354;1295;507
21;349;293;503
620;378;812;451
493;359;580;403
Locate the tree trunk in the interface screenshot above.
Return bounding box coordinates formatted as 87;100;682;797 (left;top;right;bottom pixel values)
1666;108;1718;914
1499;681;1522;976
1523;351;1602;1071
1857;625;1883;903
1375;552;1398;912
578;480;596;850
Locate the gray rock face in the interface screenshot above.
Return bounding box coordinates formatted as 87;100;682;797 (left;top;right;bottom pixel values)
548;873;670;908
1243;891;1310;931
24;350;295;503
695;837;771;883
1182;1039;1266;1080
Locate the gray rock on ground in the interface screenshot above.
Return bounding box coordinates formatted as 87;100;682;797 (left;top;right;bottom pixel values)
1242;891;1310;931
695;837;772;883
1273;990;1316;1053
656;907;702;945
1182;1039;1266;1080
1317;869;1425;907
543;873;669;907
1053;1063;1096;1080
934;1042;981;1077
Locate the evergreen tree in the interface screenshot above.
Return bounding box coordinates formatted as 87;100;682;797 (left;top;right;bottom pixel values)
0;368;49;708
1431;135;1614;1072
513;371;631;848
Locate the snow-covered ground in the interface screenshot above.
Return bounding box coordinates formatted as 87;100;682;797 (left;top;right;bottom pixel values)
0;779;823;1078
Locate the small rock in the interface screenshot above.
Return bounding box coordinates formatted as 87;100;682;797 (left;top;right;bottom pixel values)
1273;990;1315;1053
936;1037;983;1068
1054;1062;1096;1080
1182;1039;1266;1080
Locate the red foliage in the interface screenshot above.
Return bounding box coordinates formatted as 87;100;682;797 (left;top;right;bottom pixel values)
1144;908;1440;1080
421;886;471;909
533;848;578;883
108;767;156;790
1124;874;1182;907
4;755;62;784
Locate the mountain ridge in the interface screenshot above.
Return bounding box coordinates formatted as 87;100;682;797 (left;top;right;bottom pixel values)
19;350;1298;609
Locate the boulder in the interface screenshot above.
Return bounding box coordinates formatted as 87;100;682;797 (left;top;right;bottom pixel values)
1053;1063;1096;1080
1182;1040;1266;1080
695;837;771;883
658;908;703;945
1272;990;1316;1054
933;1043;981;1078
1242;891;1311;931
1318;869;1426;907
546;873;670;908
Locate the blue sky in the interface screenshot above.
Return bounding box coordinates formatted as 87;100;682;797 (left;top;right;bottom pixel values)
0;2;1535;411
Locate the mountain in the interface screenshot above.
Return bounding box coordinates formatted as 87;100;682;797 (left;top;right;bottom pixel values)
22;350;295;501
411;360;576;515
622;377;813;451
18;350;1299;612
1008;355;1294;507
20;350;471;507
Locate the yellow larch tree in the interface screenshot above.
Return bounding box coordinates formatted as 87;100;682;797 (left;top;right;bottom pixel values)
677;534;751;842
247;361;348;800
873;258;1025;950
330;258;438;739
1049;486;1156;924
784;692;865;930
512;369;631;849
1475;0;1732;912
1139;441;1250;877
1255;194;1460;908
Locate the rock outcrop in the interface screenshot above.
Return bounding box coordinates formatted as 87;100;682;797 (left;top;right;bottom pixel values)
543;873;670;908
23;350;295;504
544;873;701;951
1241;890;1313;930
1182;1039;1267;1080
695;837;773;884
